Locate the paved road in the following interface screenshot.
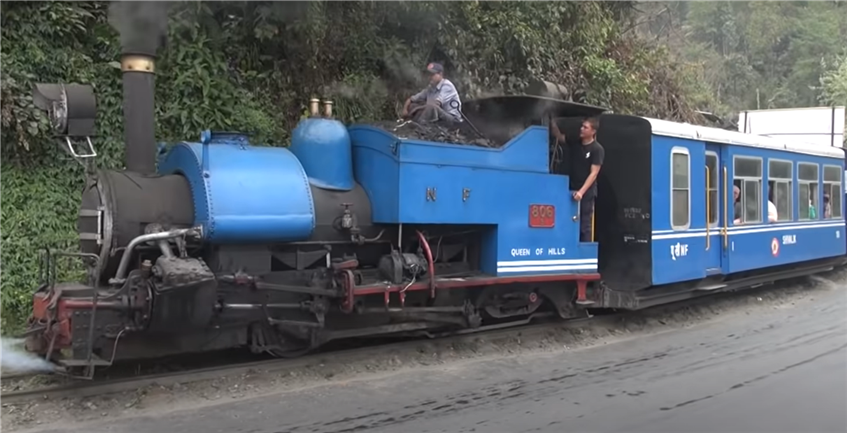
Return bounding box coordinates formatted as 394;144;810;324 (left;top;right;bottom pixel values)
23;288;847;433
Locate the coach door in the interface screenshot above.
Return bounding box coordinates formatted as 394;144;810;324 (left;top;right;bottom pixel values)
703;146;723;275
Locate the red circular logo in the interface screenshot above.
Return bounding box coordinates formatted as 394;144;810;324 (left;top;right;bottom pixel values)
771;238;780;257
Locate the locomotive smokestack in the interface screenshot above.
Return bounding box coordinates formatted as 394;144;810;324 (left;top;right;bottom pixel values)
108;1;171;175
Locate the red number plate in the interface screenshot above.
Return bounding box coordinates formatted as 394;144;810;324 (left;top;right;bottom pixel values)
529;204;556;228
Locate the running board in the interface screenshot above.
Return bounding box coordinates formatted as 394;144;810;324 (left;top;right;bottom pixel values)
694;283;728;292
597;258;844;310
720;264;836;293
705;268;723;276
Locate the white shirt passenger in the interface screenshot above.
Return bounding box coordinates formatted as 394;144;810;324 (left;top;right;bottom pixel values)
767;200;778;222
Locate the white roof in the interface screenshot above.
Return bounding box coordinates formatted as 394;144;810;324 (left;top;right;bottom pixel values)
643;117;845;159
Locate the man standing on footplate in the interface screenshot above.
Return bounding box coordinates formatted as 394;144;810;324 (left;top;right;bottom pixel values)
550;116;605;242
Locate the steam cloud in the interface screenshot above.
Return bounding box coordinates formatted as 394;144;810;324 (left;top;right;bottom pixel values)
108;1;172;56
1;337;55;374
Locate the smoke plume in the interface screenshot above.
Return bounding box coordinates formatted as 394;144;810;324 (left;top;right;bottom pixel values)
108;1;172;56
1;337;55;374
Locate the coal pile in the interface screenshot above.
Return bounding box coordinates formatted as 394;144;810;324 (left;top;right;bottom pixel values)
372;120;496;148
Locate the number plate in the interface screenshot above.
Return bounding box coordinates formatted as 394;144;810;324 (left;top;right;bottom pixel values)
529;204;556;228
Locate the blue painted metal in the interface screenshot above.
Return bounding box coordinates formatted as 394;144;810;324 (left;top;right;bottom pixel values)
290;117;354;191
649;131;846;286
650;135;709;285
349;124;597;277
158;130;316;244
349;125;552;223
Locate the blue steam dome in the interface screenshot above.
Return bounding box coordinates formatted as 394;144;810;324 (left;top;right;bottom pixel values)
290;100;354;191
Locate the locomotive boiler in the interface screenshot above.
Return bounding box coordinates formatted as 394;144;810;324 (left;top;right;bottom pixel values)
28;58;406;368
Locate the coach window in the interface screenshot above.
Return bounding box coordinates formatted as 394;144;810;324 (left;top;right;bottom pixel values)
705;152;719;227
823;165;842;219
671;148;690;230
768;159;792;221
798;163;819;220
734;156;762;224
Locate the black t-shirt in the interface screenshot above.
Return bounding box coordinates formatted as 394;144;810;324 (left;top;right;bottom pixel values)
570;140;605;198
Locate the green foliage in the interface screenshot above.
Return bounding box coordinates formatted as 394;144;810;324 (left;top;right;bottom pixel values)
819;56;847;107
638;1;847;116
0;164;87;332
818;56;847;147
1;0;698;331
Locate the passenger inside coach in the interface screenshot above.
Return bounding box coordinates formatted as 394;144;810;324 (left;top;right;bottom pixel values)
733;185;743;224
823;193;832;218
767;188;778;222
733;180;777;224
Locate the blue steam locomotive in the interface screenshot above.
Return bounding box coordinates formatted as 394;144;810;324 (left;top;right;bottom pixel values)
24;20;846;377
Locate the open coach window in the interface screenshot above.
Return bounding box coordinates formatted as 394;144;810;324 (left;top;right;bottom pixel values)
798;163;819;220
768;159;792;222
823;165;842;219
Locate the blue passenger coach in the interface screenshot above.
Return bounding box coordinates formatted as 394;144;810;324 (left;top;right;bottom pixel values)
582;114;847;310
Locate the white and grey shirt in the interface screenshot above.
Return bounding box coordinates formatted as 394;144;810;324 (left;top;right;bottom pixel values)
410;78;462;122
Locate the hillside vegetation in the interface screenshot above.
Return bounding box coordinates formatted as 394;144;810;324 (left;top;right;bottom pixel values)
2;1;845;331
634;1;847;116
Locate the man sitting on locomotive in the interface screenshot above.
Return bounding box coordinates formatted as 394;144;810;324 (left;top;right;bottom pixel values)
401;62;463;125
550;116;605;242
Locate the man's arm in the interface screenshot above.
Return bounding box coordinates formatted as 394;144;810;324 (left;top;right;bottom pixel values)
403;89;428;116
549;117;566;143
578;165;601;198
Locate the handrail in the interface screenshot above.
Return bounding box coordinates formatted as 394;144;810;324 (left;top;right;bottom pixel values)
722;166;729;249
706;165;710;251
591;206;595;243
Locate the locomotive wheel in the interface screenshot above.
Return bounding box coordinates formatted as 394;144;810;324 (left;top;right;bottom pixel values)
475;286;543;320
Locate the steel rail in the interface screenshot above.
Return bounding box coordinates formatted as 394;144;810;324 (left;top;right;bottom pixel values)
0;314;610;404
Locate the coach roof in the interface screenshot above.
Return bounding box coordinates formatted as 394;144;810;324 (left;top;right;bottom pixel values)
643;116;844;159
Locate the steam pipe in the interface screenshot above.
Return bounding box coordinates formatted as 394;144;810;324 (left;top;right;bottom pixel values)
110;227;201;285
121;54;157;174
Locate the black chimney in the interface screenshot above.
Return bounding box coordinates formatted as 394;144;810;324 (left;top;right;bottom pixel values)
109;1;171;175
120;54;157;174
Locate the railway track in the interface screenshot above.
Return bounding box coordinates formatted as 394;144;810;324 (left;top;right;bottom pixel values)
2;276;834;405
0;312;606;404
